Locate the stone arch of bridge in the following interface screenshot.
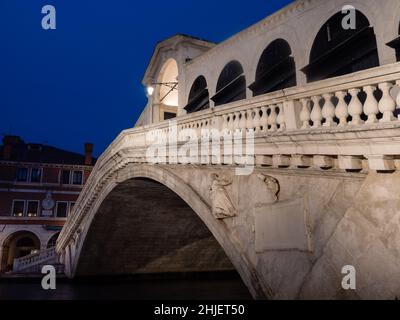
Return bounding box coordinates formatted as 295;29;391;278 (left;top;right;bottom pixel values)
65;164;267;299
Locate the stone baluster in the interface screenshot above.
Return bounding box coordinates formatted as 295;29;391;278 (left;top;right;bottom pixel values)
253;107;261;133
348;88;364;125
276;103;286;131
300;98;311;129
260;106;269;132
335;91;349;126
226;113;234;134
397;80;400;120
246;109;254;132
378;82;396;122
233;111;241;132
222;114;229;134
268;105;278;132
239;110;247;133
310;96;322;128
322;93;336;127
363;85;379;124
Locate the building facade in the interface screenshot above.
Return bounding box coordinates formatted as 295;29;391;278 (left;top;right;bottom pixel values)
0;136;95;274
137;0;400;127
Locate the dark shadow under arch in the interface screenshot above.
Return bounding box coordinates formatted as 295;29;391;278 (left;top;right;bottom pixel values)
1;231;40;273
303;10;380;82
47;232;60;249
75;178;248;294
184;76;210;113
212;61;246;106
250;39;296;96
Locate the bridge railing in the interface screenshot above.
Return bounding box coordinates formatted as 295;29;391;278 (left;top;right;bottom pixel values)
101;62;400;154
13;247;57;273
57;62;400;252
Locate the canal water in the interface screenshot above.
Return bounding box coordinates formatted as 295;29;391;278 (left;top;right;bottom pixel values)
0;272;252;300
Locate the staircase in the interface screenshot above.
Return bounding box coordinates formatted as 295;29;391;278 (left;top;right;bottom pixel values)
12;247;64;274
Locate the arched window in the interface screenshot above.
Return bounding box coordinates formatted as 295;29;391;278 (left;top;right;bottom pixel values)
156;58;179;121
250;39;296;96
211;61;246;106
303;10;379;82
387;23;400;61
184;76;210;113
47;233;60;249
1;231;41;272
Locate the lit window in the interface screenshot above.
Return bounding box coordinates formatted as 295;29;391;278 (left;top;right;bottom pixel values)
16;168;28;182
72;171;83;185
12;200;25;217
27;201;39;217
30;168;42;183
56;202;68;218
61;170;70;184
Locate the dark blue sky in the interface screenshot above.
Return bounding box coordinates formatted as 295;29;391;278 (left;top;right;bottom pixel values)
0;0;294;156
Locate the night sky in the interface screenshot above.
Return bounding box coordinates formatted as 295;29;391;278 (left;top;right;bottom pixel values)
0;0;294;157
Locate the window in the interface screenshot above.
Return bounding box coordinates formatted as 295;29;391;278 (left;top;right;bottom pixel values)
302;10;379;82
47;233;60;248
69;202;76;214
30;168;42;183
61;170;71;184
211;61;246;106
12;200;25;217
250;39;296;96
56;202;68;218
26;201;39;217
61;170;83;185
184;76;210;114
16;168;28;182
72;171;83;185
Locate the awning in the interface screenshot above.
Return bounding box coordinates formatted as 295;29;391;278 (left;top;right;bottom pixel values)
184;88;210;113
211;74;246;106
249;56;296;95
302;26;378;81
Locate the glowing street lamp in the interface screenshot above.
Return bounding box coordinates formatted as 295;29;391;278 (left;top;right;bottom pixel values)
146;86;154;96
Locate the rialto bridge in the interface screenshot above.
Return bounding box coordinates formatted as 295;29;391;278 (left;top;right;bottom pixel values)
53;0;400;299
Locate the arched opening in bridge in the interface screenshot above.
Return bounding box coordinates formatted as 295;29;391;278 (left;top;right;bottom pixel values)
386;22;400;61
47;232;60;249
76;178;250;298
0;231;40;273
302;10;380;82
157;58;179;120
212;61;246;106
249;39;296;96
184;76;210;113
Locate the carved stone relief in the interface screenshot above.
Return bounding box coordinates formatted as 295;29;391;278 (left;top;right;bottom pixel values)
209;173;237;219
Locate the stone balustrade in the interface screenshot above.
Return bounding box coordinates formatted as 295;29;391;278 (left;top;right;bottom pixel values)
57;62;400;252
13;247;57;273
